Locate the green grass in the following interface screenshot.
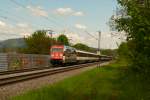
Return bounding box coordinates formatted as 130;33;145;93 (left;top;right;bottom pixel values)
12;61;150;100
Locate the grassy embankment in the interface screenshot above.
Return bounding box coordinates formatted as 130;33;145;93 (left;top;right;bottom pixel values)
12;60;149;100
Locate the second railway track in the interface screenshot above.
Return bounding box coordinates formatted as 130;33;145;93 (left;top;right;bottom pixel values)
0;62;102;86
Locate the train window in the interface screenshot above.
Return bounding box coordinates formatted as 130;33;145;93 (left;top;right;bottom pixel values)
77;52;98;57
66;49;71;53
70;48;75;53
73;50;76;54
51;48;63;52
77;52;86;57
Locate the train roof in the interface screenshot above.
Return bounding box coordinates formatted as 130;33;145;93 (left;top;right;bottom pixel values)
51;45;99;56
76;50;99;56
51;45;64;48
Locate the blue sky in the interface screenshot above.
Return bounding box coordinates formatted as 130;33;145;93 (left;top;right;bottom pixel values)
0;0;121;49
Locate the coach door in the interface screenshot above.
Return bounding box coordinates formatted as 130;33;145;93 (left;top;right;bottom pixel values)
65;48;71;63
71;49;77;62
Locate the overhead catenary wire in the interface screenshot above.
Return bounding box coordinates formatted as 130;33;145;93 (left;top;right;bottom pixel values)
0;15;30;37
9;0;65;29
11;0;27;8
28;0;67;28
0;0;75;40
10;0;54;29
0;15;18;23
0;14;41;31
0;8;42;30
84;31;98;40
11;0;84;36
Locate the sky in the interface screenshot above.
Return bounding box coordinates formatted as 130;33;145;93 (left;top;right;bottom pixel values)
0;0;123;49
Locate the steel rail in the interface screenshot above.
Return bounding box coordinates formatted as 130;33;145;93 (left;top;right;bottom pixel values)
0;60;108;75
0;62;101;86
0;66;51;75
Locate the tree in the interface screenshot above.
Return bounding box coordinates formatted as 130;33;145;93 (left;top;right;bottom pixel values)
24;30;56;54
100;49;117;57
73;43;90;51
57;34;69;46
73;43;97;53
114;0;150;74
117;42;130;61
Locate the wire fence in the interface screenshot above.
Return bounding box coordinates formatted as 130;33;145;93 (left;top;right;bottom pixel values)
0;53;50;71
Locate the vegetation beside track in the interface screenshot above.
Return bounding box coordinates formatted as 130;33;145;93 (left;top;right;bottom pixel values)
11;60;149;100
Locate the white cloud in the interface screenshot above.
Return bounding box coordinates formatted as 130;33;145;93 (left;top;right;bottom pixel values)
17;23;28;28
75;24;87;30
73;11;84;16
55;8;73;15
51;30;86;45
27;6;48;17
15;24;33;37
0;20;6;27
54;7;84;16
101;32;111;38
0;21;34;40
66;32;85;43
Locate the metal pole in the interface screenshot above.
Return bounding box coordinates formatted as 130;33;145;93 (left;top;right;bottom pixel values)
98;31;101;54
48;30;53;38
45;30;54;47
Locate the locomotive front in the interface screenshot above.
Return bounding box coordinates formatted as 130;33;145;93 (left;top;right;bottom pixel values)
50;45;64;65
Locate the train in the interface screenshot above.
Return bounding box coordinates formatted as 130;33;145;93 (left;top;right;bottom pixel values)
50;45;100;65
100;55;113;61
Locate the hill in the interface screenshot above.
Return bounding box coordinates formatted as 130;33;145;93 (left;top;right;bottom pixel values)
0;38;26;48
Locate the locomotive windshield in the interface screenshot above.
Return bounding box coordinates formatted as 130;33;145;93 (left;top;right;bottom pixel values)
51;48;63;52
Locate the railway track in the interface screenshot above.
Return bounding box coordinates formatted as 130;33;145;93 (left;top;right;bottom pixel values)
0;62;98;76
0;66;51;75
0;62;102;86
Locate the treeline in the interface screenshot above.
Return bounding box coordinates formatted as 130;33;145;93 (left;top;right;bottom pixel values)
114;0;150;78
20;30;70;54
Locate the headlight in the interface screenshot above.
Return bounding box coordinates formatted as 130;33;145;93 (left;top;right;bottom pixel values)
60;54;63;57
51;54;54;57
